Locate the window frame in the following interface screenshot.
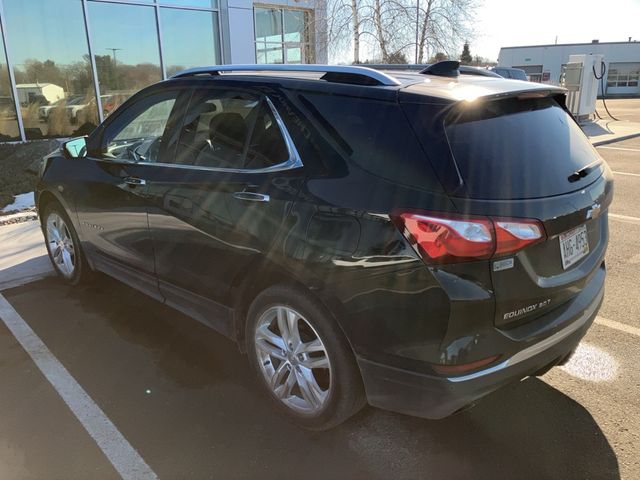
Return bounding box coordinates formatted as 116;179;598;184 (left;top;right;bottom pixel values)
254;5;314;65
94;84;303;173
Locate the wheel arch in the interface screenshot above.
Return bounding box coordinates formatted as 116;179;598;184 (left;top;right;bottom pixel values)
231;259;354;356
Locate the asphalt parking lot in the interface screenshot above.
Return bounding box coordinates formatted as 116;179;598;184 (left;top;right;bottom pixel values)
1;138;639;479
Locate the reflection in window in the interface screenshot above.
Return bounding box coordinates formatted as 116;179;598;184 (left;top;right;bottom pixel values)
161;8;220;77
88;2;162;116
174;90;287;169
255;7;312;64
103;91;178;163
4;0;98;140
0;31;19;141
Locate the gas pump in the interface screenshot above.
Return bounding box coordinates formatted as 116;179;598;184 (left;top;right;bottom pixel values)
560;54;603;122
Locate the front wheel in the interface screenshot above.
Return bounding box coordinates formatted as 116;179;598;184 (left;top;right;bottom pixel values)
42;202;89;285
246;284;366;430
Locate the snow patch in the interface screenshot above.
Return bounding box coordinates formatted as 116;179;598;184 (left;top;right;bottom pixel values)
2;192;35;213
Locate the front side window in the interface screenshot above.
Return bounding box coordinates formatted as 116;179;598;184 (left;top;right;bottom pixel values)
172;89;289;170
101;91;179;163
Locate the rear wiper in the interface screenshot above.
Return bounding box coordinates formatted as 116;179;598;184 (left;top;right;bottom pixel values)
568;159;602;183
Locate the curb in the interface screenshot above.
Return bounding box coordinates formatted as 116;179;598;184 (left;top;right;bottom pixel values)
591;132;640;147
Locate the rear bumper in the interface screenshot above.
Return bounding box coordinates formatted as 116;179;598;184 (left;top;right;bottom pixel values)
357;268;604;419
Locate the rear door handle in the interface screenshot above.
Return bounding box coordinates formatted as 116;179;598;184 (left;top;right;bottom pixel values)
232;191;270;202
123;176;146;187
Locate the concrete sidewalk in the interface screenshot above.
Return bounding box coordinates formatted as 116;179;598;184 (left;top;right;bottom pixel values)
0;219;53;291
582;119;640;146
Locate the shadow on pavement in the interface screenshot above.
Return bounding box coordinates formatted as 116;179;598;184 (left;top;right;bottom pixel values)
3;276;620;480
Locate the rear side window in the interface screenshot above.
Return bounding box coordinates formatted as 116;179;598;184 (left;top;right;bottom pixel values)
172;89;289;170
445;97;600;199
298;93;442;191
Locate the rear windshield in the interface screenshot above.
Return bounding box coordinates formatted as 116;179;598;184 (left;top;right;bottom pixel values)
445;97;601;199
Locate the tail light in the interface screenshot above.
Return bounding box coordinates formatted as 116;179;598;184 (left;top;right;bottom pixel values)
394;212;545;264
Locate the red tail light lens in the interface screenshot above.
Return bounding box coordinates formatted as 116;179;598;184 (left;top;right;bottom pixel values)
395;212;545;264
494;220;544;255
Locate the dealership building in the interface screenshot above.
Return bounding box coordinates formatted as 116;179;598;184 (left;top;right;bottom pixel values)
0;0;326;143
498;40;640;96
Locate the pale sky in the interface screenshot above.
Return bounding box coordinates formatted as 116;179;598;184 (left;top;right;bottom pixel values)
473;0;640;61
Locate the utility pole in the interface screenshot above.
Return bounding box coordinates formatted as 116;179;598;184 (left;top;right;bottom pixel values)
106;48;122;90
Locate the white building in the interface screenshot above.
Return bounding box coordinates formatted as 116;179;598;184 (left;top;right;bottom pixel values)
16;84;65;106
498;40;640;96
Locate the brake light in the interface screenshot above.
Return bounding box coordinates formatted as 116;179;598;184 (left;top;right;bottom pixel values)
395;212;545;264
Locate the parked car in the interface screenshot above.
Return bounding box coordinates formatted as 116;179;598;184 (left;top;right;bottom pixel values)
490;66;528;81
36;62;611;430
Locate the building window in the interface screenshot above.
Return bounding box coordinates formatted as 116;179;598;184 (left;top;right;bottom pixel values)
255;7;313;64
0;0;223;142
607;63;640;89
160;8;221;77
4;0;99;140
88;2;163;114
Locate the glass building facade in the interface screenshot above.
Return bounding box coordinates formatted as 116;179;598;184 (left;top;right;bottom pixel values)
0;0;317;142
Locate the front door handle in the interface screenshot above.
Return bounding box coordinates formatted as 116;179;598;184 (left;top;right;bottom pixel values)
232;191;270;203
123;176;146;187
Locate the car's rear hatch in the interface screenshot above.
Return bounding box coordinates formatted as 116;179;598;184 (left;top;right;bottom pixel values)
400;85;613;328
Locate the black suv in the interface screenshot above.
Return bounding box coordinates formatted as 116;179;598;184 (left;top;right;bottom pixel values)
37;62;611;430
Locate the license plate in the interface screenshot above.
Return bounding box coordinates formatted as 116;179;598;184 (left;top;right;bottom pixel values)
559;224;589;269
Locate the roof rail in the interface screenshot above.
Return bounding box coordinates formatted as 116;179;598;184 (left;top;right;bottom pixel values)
170;64;402;87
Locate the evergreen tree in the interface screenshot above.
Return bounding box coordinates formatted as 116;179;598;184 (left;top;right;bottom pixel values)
460;42;472;64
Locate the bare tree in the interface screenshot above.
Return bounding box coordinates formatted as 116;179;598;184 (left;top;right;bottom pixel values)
415;0;476;63
324;0;477;65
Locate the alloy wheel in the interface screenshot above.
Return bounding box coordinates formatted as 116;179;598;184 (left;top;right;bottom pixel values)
46;213;76;278
254;305;332;415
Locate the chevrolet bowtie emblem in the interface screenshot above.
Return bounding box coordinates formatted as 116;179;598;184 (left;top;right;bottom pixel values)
586;203;602;220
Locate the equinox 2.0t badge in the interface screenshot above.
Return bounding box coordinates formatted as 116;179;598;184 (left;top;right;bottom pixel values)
586;203;602;220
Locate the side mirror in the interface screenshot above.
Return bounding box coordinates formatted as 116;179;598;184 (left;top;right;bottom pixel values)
63;137;87;158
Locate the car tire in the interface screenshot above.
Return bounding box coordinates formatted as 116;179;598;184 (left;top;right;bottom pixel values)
246;284;366;431
42;202;90;285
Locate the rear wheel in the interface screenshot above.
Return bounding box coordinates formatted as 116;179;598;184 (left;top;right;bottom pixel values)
42;203;89;285
246;284;366;430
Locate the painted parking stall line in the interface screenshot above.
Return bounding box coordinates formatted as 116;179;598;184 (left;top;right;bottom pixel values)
609;213;640;225
595;316;640;338
597;146;640;152
0;294;158;480
612;171;640;177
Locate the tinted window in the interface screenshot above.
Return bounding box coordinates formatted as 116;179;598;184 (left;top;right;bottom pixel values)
299;93;442;191
101;90;179;163
445;98;600;199
172;90;288;169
